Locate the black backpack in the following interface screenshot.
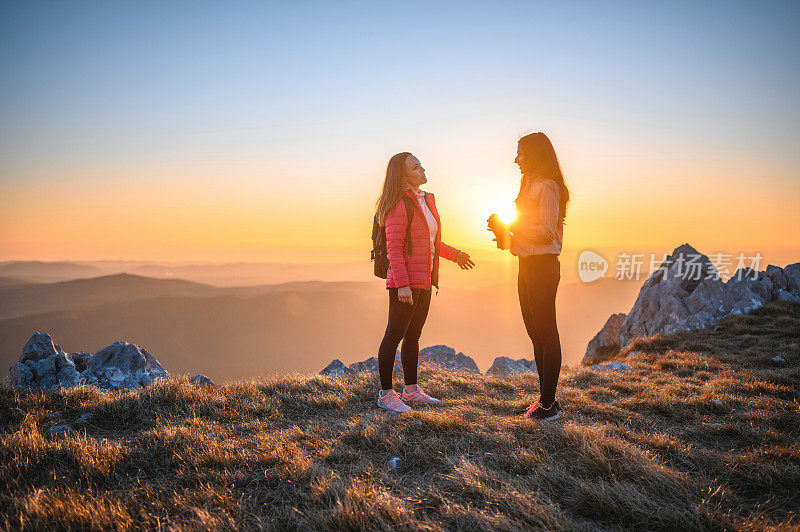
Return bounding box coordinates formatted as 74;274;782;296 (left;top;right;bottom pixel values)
371;196;415;279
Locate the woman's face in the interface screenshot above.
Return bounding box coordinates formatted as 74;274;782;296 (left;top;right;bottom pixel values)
515;144;525;171
404;155;427;188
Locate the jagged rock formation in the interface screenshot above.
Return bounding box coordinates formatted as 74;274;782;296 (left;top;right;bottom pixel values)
9;333;170;390
516;358;537;371
583;313;627;364
590;361;631;372
320;359;353;376
88;341;170;389
419;345;480;373
321;346;480;376
486;356;534;376
585;243;800;363
189;374;215;387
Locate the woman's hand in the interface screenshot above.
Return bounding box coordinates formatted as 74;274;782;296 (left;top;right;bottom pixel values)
487;214;512;250
492;236;511;250
455;252;475;270
397;286;414;305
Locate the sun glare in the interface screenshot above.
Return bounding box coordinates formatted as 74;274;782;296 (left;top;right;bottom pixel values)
497;204;517;225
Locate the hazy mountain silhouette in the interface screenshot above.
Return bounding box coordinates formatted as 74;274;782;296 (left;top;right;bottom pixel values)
0;260;373;287
0;273;219;319
0;272;640;382
0;261;106;283
0;276;37;289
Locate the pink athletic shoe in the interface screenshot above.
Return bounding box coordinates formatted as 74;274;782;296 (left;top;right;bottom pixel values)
377;390;411;414
402;387;441;405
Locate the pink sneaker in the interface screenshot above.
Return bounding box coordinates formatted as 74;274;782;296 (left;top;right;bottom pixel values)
377;390;411;414
402;387;441;405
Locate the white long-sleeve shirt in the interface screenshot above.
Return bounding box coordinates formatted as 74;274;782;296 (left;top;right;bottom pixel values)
509;179;563;257
410;188;438;272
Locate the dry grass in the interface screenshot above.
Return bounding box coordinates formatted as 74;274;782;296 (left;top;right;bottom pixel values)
1;301;799;531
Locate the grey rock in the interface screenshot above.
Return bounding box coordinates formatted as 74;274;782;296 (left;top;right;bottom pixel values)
21;333;62;364
354;352;402;372
516;358;537;371
37;374;59;390
486;356;534;376
189;374;215;387
76;413;95;424
320;359;353;376
419;345;480;373
772;355;786;363
765;265;788;292
387;457;402;471
9;363;33;387
57;364;82;388
583;313;626;364
88;341;169;389
70;352;92;372
625;351;643;358
30;357;57;381
616;244;798;350
12;334;171;391
81;370;98;386
776;289;800;303
590;361;631;372
711;399;725;408
345;346;479;375
783;263;800;293
47;425;73;437
349;356;379;373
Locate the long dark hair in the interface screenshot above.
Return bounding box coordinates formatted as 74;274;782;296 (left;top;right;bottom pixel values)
515;132;570;223
375;152;411;226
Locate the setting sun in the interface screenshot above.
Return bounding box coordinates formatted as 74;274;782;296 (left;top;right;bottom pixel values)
496;204;517;225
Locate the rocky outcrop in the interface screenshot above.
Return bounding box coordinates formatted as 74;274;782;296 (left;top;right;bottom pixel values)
583;313;627;364
189;374;215;387
419;345;480;373
347;356;378;373
9;333;170;391
590;361;631;372
516;358;537;372
321;346;480;376
587;244;800;356
88;341;169;389
320;359;353;376
486;356;534;376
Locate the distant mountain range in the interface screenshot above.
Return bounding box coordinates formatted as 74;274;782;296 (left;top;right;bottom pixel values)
0;260;372;287
0;266;642;382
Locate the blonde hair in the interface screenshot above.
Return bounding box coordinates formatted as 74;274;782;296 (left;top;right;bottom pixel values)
375;152;411;226
515;132;570;223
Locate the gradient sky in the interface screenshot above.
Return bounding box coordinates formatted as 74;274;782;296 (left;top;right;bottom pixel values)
1;1;799;263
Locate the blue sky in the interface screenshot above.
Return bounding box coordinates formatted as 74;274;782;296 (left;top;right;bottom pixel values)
1;1;798;261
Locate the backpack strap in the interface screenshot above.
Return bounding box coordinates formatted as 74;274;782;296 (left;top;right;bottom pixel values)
402;196;414;264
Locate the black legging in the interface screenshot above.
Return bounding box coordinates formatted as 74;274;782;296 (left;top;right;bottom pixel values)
518;253;562;406
377;287;432;390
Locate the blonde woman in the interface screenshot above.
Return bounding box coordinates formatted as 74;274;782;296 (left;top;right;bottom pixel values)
374;152;474;413
489;132;570;421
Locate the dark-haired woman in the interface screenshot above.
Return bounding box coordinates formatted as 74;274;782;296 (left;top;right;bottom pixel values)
375;152;475;413
488;132;570;421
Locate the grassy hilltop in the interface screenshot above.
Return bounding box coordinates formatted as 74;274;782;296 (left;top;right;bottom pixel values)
1;302;798;531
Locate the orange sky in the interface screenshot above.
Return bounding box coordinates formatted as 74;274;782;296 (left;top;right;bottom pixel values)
2;131;798;265
2;5;799;265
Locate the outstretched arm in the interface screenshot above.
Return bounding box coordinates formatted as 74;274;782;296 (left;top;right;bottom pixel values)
439;242;459;262
441;242;475;270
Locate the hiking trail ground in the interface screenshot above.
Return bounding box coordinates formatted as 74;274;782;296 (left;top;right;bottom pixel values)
1;301;798;530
